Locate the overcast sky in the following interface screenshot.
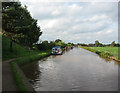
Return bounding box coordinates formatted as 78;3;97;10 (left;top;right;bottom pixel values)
20;0;118;44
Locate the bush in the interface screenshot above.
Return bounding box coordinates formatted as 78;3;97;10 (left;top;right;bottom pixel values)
95;51;101;54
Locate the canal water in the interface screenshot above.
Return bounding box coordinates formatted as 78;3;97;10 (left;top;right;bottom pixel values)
21;48;118;91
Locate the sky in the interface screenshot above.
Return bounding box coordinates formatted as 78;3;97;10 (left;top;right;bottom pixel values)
20;0;118;44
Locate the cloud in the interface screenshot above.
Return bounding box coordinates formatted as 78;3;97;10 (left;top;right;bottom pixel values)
105;30;113;34
20;1;118;44
88;14;108;22
52;9;60;16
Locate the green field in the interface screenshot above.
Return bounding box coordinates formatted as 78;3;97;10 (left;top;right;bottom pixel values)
90;47;119;57
81;47;120;61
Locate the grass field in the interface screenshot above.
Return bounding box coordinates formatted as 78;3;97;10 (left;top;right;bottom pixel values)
90;47;119;57
81;47;120;61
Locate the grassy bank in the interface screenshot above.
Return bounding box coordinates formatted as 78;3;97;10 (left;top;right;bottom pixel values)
2;35;52;91
2;35;43;61
81;47;120;61
10;49;51;91
12;50;51;66
10;62;28;91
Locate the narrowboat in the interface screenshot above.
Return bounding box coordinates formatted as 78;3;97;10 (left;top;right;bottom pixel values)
51;46;63;55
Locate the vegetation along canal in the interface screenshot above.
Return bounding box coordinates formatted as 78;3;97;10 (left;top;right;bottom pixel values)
21;48;118;91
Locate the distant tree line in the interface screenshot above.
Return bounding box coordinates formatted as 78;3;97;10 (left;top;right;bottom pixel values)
77;40;120;47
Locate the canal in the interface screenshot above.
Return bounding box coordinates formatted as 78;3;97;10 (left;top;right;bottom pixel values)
21;48;118;91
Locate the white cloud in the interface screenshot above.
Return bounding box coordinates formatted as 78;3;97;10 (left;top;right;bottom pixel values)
96;29;113;35
52;9;60;16
20;1;118;44
88;14;108;22
105;30;113;34
96;30;103;35
69;4;83;11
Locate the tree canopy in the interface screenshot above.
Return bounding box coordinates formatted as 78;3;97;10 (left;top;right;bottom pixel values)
55;39;62;43
2;2;42;49
95;40;100;47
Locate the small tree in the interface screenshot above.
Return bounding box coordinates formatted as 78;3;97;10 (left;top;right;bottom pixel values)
68;42;72;46
55;39;62;46
55;39;62;43
95;40;100;47
111;41;115;47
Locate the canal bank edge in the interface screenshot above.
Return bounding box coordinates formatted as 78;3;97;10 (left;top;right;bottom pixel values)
10;52;51;92
10;62;35;92
81;47;120;62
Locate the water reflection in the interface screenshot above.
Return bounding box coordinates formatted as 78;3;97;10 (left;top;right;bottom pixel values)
20;62;41;85
98;55;120;66
21;48;119;91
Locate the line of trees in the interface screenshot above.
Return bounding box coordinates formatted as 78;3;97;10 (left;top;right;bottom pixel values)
2;1;42;51
36;39;74;50
78;40;120;47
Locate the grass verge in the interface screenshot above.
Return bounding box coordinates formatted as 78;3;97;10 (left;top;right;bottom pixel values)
10;62;28;91
81;47;120;62
12;50;51;66
10;49;51;91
